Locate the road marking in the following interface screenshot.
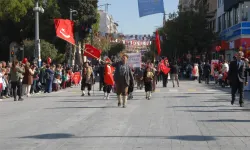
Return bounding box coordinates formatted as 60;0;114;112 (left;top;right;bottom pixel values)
169;89;178;92
188;89;196;92
205;89;220;92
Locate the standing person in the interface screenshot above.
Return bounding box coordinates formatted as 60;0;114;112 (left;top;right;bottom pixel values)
81;62;95;96
22;62;34;97
170;61;180;87
198;61;203;83
44;65;54;93
228;51;246;107
162;58;169;87
103;60;114;99
113;53;134;108
203;61;211;84
0;69;4;101
144;67;154;100
192;63;199;80
9;60;25;101
98;62;105;91
61;69;67;89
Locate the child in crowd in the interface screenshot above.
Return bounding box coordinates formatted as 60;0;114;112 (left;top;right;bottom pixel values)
0;69;3;101
53;74;61;92
61;69;67;89
144;67;154;100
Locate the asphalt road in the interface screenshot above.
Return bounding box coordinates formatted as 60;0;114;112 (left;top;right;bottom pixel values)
1;80;250;150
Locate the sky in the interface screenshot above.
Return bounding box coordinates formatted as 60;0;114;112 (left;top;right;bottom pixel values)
98;0;178;35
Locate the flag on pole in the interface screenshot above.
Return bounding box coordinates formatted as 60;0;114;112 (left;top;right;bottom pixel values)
138;0;165;17
84;44;102;59
155;30;161;55
54;19;75;45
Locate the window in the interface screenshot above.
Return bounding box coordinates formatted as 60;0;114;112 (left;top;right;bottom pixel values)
227;12;231;27
235;6;239;24
230;9;234;26
222;14;226;30
242;2;250;21
218;16;221;32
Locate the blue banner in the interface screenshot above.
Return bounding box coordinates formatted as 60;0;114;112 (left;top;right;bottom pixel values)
138;0;165;17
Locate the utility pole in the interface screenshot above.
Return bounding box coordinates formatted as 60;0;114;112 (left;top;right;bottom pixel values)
69;8;77;66
33;0;44;67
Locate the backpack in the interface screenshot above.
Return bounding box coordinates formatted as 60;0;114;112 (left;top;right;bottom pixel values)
44;72;50;80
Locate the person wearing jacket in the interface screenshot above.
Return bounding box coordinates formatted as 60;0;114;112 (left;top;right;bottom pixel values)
10;60;25;101
44;65;54;93
112;53;134;108
170;61;180;87
81;62;95;96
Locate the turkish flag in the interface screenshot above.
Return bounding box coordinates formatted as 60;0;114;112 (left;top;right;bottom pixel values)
159;61;170;75
155;30;161;55
84;44;102;59
54;19;75;45
104;64;115;86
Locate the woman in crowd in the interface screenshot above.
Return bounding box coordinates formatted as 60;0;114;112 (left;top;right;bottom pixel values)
22;62;35;97
10;60;25;101
144;66;154;100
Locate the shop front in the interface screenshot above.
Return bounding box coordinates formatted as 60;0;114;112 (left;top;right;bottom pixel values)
219;22;250;61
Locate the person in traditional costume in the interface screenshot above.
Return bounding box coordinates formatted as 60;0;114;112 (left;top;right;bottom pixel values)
112;53;134;108
103;58;115;99
81;62;95;96
144;67;154;100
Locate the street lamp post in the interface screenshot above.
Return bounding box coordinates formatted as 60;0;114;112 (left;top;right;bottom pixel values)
33;0;44;67
69;9;77;66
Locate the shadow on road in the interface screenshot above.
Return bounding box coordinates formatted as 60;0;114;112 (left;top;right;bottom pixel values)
182;108;250;112
18;133;216;141
45;106;118;109
199;119;250;122
167;105;230;108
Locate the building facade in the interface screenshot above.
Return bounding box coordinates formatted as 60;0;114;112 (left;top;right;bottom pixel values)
98;10;118;34
218;0;250;61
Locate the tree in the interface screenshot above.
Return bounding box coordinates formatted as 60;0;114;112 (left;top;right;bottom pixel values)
0;0;33;22
0;0;99;61
157;3;216;61
23;39;64;63
105;43;125;57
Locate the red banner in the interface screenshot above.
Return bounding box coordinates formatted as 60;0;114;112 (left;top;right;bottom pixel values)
54;19;75;45
104;64;115;86
84;44;102;59
72;72;81;85
155;30;161;55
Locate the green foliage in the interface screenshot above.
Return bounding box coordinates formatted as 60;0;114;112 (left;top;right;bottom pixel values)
158;7;216;60
0;0;33;22
105;43;125;57
0;0;99;61
23;39;59;62
92;9;100;34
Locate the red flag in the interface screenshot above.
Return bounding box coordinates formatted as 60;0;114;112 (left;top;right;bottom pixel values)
155;30;161;55
54;19;75;45
159;61;170;75
84;44;102;59
104;64;115;85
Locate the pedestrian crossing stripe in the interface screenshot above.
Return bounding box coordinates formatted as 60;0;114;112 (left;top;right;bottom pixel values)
205;89;220;92
169;89;178;92
188;89;196;92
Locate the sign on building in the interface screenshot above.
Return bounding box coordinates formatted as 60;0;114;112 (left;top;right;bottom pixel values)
126;53;141;68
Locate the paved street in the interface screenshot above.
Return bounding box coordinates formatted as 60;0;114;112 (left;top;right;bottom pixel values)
1;81;250;150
